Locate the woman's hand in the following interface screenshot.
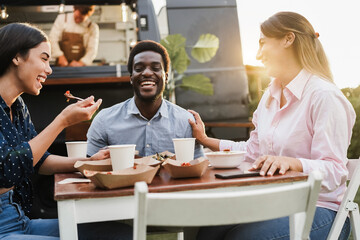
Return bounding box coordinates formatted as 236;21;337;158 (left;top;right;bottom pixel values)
188;109;221;151
249;155;303;176
59;96;102;128
188;109;207;144
90;149;110;160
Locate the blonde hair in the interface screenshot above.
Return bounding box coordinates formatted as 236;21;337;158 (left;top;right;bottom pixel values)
261;11;333;82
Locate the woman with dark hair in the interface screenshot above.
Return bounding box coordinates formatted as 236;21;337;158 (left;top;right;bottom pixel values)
0;23;132;239
190;12;355;240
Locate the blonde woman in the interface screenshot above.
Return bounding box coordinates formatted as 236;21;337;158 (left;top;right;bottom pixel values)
190;12;355;240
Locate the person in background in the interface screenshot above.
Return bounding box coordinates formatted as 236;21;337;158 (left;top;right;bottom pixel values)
189;11;355;240
87;40;204;159
0;23;132;239
49;5;99;67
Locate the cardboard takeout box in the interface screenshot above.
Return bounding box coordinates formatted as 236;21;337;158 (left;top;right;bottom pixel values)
75;151;175;176
162;157;209;179
74;159;112;174
83;165;160;190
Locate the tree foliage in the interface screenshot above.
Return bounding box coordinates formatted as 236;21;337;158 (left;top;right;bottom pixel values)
342;86;360;158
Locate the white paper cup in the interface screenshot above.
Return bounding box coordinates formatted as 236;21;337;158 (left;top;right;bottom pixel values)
108;144;136;171
172;138;195;163
65;141;88;158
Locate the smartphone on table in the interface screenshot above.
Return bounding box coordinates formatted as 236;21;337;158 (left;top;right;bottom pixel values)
215;170;261;179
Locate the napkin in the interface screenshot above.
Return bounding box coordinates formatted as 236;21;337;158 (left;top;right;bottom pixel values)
58;178;91;184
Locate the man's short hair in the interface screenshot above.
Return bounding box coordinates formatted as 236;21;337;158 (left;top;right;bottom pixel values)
127;40;170;75
74;5;95;16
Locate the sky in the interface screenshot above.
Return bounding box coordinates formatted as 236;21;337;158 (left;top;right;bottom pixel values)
153;0;360;89
235;0;360;89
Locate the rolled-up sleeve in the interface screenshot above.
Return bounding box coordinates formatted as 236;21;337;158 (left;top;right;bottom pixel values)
80;23;99;65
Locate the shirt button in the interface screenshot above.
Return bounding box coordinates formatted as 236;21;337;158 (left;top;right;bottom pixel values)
146;144;150;148
147;122;151;126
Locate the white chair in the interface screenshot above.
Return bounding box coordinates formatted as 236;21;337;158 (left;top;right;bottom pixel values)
327;158;360;240
134;171;323;240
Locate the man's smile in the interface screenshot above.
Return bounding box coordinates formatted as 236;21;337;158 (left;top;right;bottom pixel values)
140;81;156;87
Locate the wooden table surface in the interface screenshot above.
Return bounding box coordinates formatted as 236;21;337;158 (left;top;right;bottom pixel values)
55;167;307;200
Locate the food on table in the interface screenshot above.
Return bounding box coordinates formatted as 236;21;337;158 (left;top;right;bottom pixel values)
162;158;209;179
181;162;192;167
152;152;171;162
64;90;84;102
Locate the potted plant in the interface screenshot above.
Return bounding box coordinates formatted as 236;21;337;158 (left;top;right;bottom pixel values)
160;33;219;103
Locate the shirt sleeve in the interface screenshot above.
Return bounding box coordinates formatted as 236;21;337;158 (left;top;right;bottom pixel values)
298;90;356;193
80;22;99;65
49;14;65;59
219;109;260;162
86;111;107;156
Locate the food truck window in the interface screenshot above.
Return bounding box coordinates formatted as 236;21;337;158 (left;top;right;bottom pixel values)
0;5;138;66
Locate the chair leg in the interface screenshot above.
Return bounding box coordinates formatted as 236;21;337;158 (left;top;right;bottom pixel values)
327;209;350;240
177;232;184;240
350;205;360;240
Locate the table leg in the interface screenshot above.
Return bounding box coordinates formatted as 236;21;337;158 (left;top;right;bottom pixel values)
58;200;78;240
184;227;199;240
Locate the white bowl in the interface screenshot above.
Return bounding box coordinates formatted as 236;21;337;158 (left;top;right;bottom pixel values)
205;151;246;168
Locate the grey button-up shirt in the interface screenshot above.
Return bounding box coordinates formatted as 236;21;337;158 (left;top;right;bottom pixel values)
87;97;204;158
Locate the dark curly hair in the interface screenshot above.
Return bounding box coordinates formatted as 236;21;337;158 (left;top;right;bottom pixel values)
127;40;170;75
0;23;48;77
74;5;95;16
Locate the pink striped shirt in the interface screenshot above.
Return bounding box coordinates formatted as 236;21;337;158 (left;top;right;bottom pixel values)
220;69;356;211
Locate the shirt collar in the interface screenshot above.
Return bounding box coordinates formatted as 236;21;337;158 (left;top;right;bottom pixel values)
127;97;169;119
285;69;312;100
0;95;8;110
0;95;22;111
269;69;312;100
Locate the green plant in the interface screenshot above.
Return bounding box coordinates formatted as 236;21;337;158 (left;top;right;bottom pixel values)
160;33;219;102
342;86;360;158
245;65;271;117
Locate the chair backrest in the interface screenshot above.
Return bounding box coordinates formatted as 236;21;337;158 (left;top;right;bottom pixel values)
134;171;323;240
327;158;360;240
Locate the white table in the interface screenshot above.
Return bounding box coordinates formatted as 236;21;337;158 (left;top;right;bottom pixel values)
55;168;307;240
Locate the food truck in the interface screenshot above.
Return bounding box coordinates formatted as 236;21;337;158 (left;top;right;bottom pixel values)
0;0;249;217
